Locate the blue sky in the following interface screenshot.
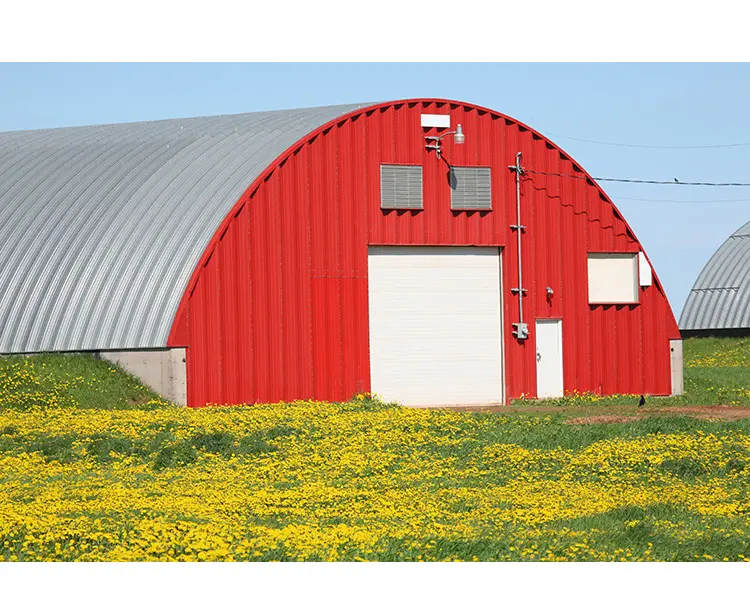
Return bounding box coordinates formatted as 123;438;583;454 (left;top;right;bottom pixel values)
1;63;748;318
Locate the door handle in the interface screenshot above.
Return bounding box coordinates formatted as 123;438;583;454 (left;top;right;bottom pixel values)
536;350;542;363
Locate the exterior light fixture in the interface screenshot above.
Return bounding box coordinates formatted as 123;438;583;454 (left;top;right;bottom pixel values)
425;124;465;160
453;124;465;145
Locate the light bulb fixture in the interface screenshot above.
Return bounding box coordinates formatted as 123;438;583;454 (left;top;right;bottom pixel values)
425;124;465;160
453;124;465;145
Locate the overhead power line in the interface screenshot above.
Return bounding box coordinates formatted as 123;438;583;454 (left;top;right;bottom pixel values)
542;131;750;150
612;196;750;204
523;169;750;187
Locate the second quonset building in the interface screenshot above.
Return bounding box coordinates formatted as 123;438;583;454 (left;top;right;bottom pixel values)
680;220;750;337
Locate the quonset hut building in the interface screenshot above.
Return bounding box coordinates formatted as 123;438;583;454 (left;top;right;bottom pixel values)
0;99;683;407
680;220;750;337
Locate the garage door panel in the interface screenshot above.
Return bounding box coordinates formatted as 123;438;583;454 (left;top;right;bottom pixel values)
368;246;503;406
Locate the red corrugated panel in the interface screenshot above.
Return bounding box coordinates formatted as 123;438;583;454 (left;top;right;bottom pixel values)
217;221;238;405
340;277;369;398
519;126;537;397
278;156;309;401
557;154;590;395
168;99;680;406
619;305;643;393
642;286;673;395
588;306;606;395
541;138;564;322
337;120;356;278
234;205;254;404
338;117;370;399
601;306;619;396
311;277;343;401
250;180;284;403
191;253;222;406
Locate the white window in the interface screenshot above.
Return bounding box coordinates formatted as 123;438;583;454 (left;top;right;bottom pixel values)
587;253;639;304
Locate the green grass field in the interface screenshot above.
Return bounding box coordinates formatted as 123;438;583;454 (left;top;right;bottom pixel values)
1;337;748;411
0;352;167;410
0;337;748;561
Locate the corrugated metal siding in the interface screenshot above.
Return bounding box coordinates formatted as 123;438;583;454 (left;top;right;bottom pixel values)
679;220;750;330
0;102;375;353
169;100;679;406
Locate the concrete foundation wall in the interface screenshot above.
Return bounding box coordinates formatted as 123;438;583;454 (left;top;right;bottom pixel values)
680;328;750;338
99;348;187;406
670;339;684;396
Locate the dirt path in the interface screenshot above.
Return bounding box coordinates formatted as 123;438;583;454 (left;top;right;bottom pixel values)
651;405;750;421
566;405;750;424
451;403;750;423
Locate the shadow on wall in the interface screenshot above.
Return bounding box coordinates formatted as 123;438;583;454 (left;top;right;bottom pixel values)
681;329;750;338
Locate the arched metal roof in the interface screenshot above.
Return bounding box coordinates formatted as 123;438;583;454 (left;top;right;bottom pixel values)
679;220;750;331
0;102;375;353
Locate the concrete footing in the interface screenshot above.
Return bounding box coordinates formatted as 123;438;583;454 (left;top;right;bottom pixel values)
99;348;187;406
670;339;684;396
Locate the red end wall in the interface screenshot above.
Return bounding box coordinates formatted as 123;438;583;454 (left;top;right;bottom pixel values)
168;100;680;407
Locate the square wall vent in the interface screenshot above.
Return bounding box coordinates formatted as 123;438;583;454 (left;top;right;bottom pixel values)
380;165;423;210
450;167;492;210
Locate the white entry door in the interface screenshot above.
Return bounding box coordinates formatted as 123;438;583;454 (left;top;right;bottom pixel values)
368;246;504;406
536;319;564;398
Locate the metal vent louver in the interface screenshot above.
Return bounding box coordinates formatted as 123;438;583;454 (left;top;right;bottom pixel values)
380;165;423;209
450;167;492;210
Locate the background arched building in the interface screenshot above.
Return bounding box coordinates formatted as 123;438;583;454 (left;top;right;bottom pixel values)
680;220;750;337
0;99;682;406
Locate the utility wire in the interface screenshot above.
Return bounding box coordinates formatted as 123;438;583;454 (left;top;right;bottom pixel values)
542;131;750;150
612;196;750;204
523;169;750;187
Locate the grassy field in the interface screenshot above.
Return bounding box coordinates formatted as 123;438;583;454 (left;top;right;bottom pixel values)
0;352;165;410
0;338;748;561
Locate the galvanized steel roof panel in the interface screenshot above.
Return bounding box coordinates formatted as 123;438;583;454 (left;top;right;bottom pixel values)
679;220;750;330
0;103;375;352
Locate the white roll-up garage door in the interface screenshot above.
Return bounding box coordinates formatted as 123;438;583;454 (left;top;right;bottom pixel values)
367;246;504;406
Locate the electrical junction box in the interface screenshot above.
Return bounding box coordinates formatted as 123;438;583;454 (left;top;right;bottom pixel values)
513;322;529;339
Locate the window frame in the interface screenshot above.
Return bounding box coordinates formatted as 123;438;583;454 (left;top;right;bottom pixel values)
586;252;640;305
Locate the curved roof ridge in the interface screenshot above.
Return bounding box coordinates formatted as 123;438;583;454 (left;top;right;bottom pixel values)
0;103;380;137
679;219;750;330
0;102;375;352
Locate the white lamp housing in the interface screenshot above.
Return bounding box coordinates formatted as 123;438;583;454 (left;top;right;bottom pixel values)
454;124;465;145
